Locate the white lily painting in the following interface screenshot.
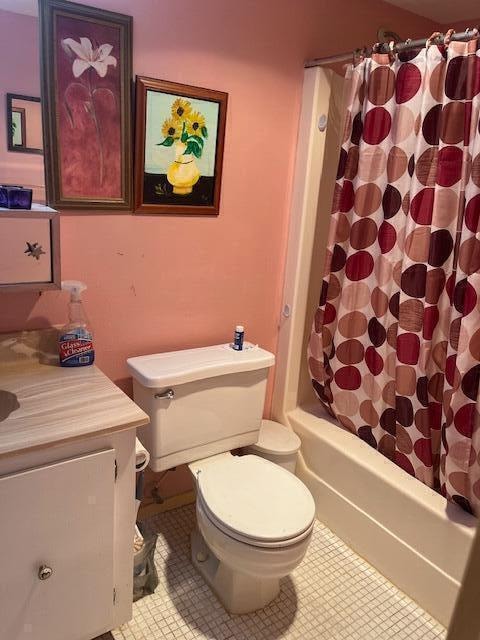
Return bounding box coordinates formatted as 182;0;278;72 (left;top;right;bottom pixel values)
43;2;131;208
62;37;117;78
61;36;118;186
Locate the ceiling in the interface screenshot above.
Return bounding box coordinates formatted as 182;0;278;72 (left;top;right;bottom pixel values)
1;0;479;24
383;0;479;23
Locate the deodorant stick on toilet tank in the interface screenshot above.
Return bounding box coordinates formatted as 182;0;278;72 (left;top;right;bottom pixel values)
233;325;244;350
58;280;95;367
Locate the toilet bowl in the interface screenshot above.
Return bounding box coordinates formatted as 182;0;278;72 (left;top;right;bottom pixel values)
189;453;315;614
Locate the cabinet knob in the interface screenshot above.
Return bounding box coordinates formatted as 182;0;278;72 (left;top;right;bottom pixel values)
38;565;53;580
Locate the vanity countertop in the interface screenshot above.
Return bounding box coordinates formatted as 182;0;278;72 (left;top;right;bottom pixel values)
0;329;149;458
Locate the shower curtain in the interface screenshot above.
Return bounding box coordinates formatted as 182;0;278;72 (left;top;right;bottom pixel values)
308;39;480;515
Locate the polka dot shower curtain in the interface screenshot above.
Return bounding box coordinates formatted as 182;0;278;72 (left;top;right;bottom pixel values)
308;40;480;515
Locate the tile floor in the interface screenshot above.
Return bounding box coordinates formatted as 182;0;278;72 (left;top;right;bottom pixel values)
97;504;446;640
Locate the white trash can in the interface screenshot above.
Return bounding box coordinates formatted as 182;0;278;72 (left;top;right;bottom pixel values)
245;419;301;473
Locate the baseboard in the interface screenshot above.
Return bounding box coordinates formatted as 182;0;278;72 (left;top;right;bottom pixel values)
138;490;195;520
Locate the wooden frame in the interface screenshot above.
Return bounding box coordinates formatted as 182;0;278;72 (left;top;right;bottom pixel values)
0;208;61;292
135;76;228;215
6;94;42;154
39;0;133;210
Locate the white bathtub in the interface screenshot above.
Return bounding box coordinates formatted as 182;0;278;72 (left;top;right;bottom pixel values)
287;403;475;627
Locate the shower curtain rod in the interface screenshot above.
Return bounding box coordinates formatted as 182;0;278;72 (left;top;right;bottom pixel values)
305;27;479;68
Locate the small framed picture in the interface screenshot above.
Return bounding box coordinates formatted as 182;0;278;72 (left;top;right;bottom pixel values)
135;77;228;215
39;0;133;210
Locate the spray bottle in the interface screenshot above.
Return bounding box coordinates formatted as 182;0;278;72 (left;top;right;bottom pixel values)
58;280;95;367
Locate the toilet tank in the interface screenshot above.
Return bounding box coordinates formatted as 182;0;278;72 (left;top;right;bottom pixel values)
127;343;275;471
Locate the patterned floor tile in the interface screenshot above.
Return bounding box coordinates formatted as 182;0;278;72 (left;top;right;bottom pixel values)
98;505;446;640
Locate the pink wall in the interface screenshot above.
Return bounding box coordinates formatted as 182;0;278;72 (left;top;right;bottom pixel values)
444;20;480;32
0;9;45;201
0;0;436;497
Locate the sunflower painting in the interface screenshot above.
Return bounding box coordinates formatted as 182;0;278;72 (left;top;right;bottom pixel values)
135;78;228;215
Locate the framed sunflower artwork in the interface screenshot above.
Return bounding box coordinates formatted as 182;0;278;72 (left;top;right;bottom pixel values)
134;77;228;215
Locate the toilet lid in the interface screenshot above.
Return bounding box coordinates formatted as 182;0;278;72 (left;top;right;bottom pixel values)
196;455;315;545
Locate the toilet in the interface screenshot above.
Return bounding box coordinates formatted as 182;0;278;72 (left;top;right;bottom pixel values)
127;342;315;614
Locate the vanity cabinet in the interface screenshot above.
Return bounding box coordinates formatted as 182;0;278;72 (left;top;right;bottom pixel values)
0;428;139;640
0;332;150;640
0;450;116;640
0;205;60;291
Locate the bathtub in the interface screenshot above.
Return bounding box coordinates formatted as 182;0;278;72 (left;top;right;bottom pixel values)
286;403;475;627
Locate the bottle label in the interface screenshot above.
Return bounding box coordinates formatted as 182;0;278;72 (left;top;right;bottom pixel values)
233;330;244;351
59;330;95;366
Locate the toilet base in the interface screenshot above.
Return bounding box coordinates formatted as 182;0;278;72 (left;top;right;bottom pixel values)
191;529;280;614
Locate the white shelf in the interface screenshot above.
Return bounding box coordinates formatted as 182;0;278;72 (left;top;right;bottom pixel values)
0;203;57;213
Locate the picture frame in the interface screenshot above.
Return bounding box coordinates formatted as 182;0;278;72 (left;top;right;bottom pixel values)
135;76;228;215
39;0;133;210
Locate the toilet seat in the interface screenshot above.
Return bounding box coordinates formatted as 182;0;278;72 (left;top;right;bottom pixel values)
197;492;315;548
196;454;315;548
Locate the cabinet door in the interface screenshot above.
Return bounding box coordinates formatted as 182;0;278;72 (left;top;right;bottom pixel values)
0;449;116;640
0;217;52;284
0;210;60;291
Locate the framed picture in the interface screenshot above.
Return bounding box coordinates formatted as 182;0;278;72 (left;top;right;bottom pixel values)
39;0;133;210
135;77;228;215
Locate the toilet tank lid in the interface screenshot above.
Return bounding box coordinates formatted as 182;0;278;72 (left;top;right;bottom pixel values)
127;343;275;388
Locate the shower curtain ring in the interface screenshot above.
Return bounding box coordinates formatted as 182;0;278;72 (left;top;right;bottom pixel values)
388;40;396;62
353;47;366;66
426;31;441;49
464;27;479;40
444;29;455;46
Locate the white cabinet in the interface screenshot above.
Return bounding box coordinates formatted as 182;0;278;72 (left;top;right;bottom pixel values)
0;449;116;640
0;205;60;291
